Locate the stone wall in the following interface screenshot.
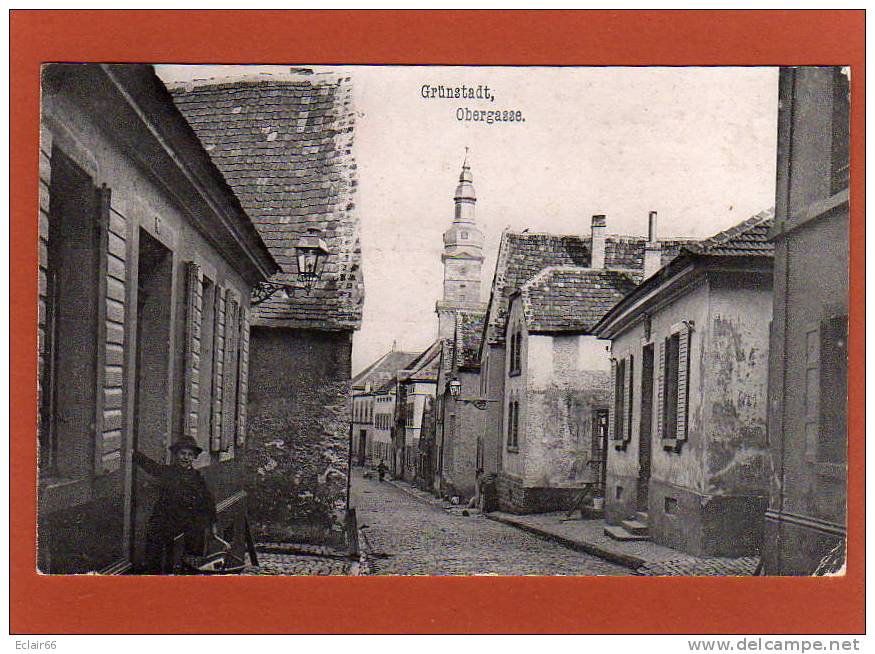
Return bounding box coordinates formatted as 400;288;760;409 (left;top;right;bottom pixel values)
495;473;580;514
246;326;352;546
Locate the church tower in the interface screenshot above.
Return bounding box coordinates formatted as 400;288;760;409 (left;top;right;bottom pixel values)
437;156;486;338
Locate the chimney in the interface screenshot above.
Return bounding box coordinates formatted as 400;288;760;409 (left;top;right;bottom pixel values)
643;210;662;278
590;214;606;269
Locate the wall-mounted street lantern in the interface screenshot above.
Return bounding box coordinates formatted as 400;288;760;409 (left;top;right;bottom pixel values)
447;377;498;411
251;228;331;306
296;227;331;291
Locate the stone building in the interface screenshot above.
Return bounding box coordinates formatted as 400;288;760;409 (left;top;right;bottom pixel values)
594;211;775;557
434;309;486;499
351;391;373;467
170;71;364;545
762;66;849;575
498;267;637;513
372;381;398;467
478;214;692;514
394;341;441;482
427;160;489;500
350;348;421;466
37;64;278;573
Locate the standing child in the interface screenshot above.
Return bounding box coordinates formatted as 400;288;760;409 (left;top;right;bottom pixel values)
133;435;217;574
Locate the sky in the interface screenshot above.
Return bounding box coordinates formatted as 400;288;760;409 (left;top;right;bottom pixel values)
156;65;779;376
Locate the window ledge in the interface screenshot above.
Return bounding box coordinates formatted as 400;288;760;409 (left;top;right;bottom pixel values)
508;370;521;378
506;446;519;453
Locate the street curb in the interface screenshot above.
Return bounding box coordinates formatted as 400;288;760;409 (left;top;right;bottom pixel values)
384;478;449;509
485;513;644;571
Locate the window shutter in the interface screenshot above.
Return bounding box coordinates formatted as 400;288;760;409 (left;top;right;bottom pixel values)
625;355;634;444
210;286;227;452
182;262;203;443
656;340;666;441
676;325;691;442
221;296;240;452
608;358;617;441
94;185;125;475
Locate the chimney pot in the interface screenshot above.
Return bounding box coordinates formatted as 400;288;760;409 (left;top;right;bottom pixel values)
648;211;658;242
590;214;607;269
643;211;662;278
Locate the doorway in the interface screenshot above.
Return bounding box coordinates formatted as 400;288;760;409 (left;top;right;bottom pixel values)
637;343;655;512
130;228;174;568
358;430;367;466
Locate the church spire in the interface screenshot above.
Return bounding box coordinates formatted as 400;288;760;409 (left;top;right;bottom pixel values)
454;150;477;222
437;153;486;338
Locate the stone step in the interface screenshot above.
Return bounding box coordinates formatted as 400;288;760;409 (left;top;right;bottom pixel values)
621;519;650;536
636;511;649;523
604;525;650;542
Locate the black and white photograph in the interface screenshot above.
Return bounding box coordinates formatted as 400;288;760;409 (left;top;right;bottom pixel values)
36;62;849;578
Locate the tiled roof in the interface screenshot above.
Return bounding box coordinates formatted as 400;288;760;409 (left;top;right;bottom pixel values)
682;209;775;257
483;231;694;346
520;267;639;333
168;75;363;331
454;310;486;369
352;350;422;390
592;210;777;339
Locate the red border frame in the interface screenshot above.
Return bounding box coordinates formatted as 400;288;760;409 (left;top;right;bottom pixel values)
10;10;865;634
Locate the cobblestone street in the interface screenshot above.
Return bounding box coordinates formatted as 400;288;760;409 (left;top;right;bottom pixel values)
350;468;629;576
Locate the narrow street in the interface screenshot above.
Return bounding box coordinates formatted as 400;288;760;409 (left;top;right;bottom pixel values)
350;468;628;576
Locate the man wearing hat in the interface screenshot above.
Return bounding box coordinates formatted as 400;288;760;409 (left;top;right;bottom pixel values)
133;436;217;574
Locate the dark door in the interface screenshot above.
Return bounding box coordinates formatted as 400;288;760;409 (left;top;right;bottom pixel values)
358;430;367;466
130;229;174;568
637;344;655;512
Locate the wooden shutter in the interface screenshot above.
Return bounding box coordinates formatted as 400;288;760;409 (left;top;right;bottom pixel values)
676;325;691;443
656;339;666;441
236;306;250;448
94;185;126;475
182;262;203;443
625;355;634;444
210;286;227;452
608;358;617;442
221;297;240;452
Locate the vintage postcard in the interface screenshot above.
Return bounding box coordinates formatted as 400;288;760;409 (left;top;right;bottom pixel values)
12;9;863;635
36;61;848;578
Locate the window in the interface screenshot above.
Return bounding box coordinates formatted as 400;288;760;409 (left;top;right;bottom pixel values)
663;334;680;439
613;358;626;441
507;398;520;450
460;231;469;239
509;328;522;376
40;150;102;478
610;355;634;447
406;399;415;428
657;322;691;449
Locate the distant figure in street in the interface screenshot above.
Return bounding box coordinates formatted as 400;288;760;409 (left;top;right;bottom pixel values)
377;459;387;482
133;435;217;573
